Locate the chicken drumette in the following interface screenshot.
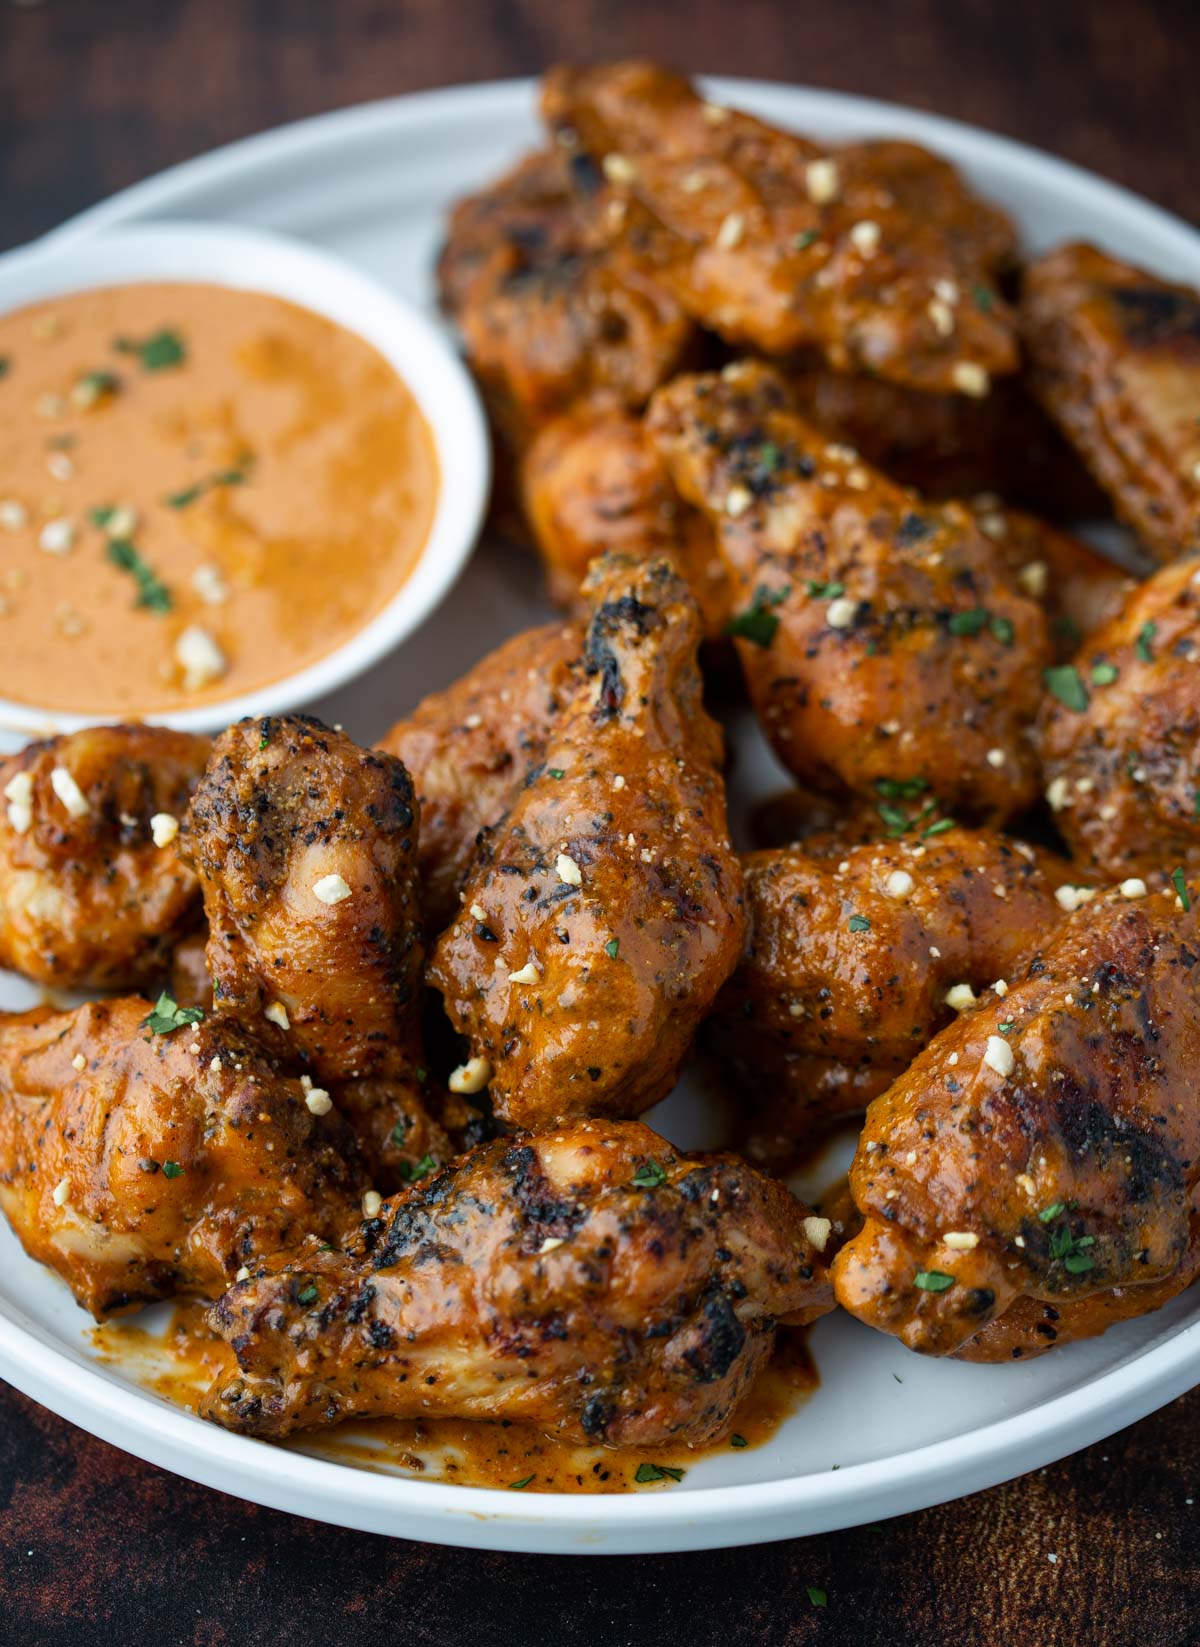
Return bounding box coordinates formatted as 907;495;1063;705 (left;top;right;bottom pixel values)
0;725;208;989
201;1118;833;1443
0;998;361;1318
1039;556;1200;883
648;361;1050;820
429;554;744;1129
709;828;1076;1167
1022;242;1200;564
832;884;1200;1359
542;61;1018;392
378;620;584;934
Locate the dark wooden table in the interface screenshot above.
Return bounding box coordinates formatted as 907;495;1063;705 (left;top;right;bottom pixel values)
3;3;1200;1642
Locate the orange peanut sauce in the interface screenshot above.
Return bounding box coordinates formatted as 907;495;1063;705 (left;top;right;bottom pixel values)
90;1304;817;1494
0;282;439;715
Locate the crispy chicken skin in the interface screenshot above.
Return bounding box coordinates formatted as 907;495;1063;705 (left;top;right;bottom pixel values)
518;403;732;635
648;362;1050;819
429;555;744;1128
542;62;1018;391
1039;556;1200;882
0;998;361;1319
0;725;208;989
437;146;696;449
200;1119;832;1443
378;621;584;934
709;829;1073;1166
1022;242;1200;563
832;886;1200;1358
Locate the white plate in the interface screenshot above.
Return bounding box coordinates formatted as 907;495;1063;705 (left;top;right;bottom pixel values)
5;78;1200;1556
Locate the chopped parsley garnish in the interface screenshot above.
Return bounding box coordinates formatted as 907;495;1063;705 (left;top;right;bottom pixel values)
805;577;846;601
1091;662;1120;686
913;1270;955;1292
398;1154;436;1183
1040;1202;1095;1273
1195;788;1200;820
1136;621;1157;663
296;1283;319;1305
114;327;186;371
162;1161;184;1180
74;368;120;404
1043;664;1089;712
143;991;205;1035
730;1433;749;1449
604;937;620;959
508;1475;535;1490
757;441;781;473
792;230;818;251
876;777;928;801
389;1118;409;1148
724;584;789;647
548;768;565;779
1038;1202;1066;1223
1171;866;1191;911
807;1587;828;1609
989;615;1015;646
165;464;251;509
107;537;173;613
0;357;9;378
921;816;956;839
997;1021;1014;1034
633;1462;685;1484
848;913;871;933
631;1160;667;1189
948;607;989;637
973;285;994;312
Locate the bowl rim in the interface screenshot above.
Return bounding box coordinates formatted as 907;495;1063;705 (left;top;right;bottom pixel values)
0;219;490;735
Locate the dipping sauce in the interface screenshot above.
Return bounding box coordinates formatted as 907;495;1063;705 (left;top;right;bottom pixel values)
0;282;439;713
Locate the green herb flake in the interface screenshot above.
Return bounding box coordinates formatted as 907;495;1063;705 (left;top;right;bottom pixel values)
724;584;789;647
877;802;911;838
1172;866;1191;911
604;937;620;959
389;1118;409;1148
805;579;846;600
1039;1203;1067;1223
1194;788;1200;820
848;913;871;933
1044;664;1089;712
296;1283;318;1305
548;768;565;780
0;357;9;378
143;991;205;1036
875;776;928;801
161;1160;184;1180
115;327;186;371
633;1462;685;1484
89;504;116;529
989;614;1015;646
1136;621;1157;663
164;462;252;510
1091;662;1120;686
921;816;956;839
914;1269;955;1292
948;607;989;637
997;1020;1014;1034
398;1153;436;1184
792;230;818;251
730;1433;749;1449
757;441;781;473
107;537;173;613
1063;1251;1096;1274
807;1587;828;1609
74;369;120;406
508;1475;535;1490
631;1160;667;1189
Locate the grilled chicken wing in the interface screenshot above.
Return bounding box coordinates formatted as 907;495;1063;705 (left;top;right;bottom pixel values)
648;362;1050;819
1022;242;1200;563
709;829;1074;1167
200;1118;832;1443
518;402;731;634
542;62;1018;392
1039;556;1200;882
378;621;584;934
429;555;744;1129
0;725;208;989
437;146;696;449
832;884;1200;1358
0;998;361;1318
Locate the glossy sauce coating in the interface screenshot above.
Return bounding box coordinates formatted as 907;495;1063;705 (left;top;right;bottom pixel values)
0;283;437;712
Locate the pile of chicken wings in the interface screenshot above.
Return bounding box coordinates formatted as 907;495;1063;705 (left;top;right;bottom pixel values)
3;62;1200;1459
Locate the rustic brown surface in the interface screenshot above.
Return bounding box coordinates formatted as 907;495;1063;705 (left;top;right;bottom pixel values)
2;1;1200;1641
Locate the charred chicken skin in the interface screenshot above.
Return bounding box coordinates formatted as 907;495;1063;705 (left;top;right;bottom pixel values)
710;828;1075;1167
201;1119;833;1444
648;361;1050;820
429;554;744;1129
437;146;696;449
378;620;584;934
832;885;1200;1359
1022;242;1200;564
1039;556;1200;883
0;998;362;1319
542;61;1018;392
0;725;208;989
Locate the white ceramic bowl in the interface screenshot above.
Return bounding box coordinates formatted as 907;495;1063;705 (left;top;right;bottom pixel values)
0;221;490;736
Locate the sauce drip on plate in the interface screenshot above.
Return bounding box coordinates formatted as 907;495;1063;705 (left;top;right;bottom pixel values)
0;283;438;713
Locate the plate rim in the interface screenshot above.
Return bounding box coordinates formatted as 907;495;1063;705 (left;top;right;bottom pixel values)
6;71;1200;1553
